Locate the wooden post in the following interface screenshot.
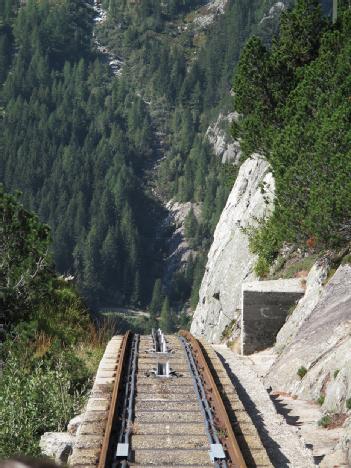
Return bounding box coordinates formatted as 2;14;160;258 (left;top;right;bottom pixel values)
333;0;338;23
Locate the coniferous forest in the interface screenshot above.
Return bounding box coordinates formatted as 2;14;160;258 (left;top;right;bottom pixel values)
1;0;292;313
1;0;350;458
1;0;348;318
233;0;351;275
0;0;165;309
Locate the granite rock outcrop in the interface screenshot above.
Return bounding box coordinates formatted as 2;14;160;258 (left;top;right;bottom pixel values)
206;112;241;164
266;264;351;405
190;155;275;342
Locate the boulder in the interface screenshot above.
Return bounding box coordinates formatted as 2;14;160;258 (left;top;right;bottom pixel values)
190;155;275;342
67;413;83;435
40;432;75;464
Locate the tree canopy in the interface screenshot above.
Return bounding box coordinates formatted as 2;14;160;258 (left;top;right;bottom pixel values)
233;0;351;272
0;0;164;308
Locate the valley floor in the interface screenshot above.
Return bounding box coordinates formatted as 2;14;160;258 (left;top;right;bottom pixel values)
214;345;347;467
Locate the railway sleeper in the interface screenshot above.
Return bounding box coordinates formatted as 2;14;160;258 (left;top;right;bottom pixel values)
71;332;272;468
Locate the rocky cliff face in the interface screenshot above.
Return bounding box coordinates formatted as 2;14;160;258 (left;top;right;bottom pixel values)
264;262;351;464
190;155;275;343
267;264;351;406
274;259;330;351
206;112;241;164
163;200;201;285
192;0;230;30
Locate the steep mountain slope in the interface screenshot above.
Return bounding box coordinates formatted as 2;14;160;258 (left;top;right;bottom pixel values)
0;0;295;314
96;0;298;305
1;1;336;314
191;0;350;342
0;0;164;309
0;188;99;458
191;155;274;342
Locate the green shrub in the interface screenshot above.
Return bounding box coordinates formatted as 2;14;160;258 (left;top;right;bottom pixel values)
334;369;340;379
254;256;270;278
317;395;325;406
297;366;308;379
222;320;236;340
243;218;283;278
346;398;351;410
0;302;110;459
318;415;332;428
341;254;351;265
0;353;88;458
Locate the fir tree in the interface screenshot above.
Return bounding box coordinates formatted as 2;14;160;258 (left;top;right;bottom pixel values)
149;279;163;316
159;297;174;333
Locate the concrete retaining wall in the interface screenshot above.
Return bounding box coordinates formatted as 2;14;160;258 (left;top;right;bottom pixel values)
241;279;305;355
69;336;123;467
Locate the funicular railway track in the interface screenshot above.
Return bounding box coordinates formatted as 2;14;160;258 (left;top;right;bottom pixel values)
70;331;272;468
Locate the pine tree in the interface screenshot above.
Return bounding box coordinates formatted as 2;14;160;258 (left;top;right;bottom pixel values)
231;0;351;269
1;187;52;325
149;279;163;317
190;256;206;310
159;297;174;333
149;308;158;331
184;208;198;242
273;0;326;70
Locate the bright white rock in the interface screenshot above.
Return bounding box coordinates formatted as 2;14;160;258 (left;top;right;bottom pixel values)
191;155;275;343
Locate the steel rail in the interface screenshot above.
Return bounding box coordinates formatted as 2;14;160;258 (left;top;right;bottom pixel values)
151;328;157;351
151;328;168;353
180;331;247;468
180;336;226;468
98;331;131;468
117;333;139;467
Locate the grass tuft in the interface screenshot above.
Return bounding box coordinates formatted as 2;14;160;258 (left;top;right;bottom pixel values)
297;366;308;379
318;415;332;428
317;395;325;406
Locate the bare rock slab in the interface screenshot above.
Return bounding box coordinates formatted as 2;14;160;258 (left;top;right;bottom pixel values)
266;265;351;402
191;155;275;343
40;432;75;464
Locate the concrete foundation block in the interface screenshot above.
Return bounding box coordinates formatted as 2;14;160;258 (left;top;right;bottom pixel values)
241;278;305;355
